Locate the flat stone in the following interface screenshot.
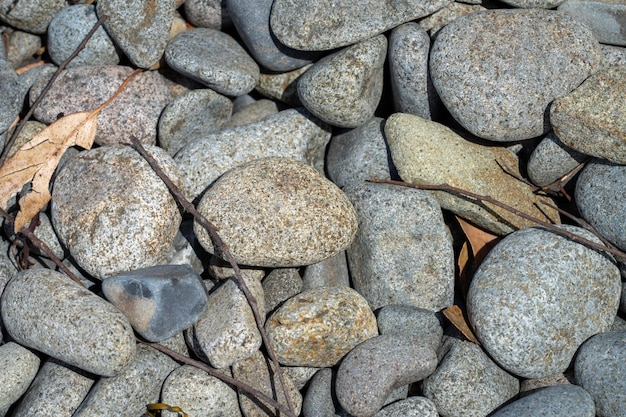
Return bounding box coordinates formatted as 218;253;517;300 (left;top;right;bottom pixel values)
551;65;626;164
373;397;439;417
559;0;626;46
0;269;137;376
385;113;560;235
527;132;587;187
0;59;22;133
97;0;175;68
430;9;602;141
344;182;455;311
0;0;65;34
266;286;377;367
301;250;351;291
262;268;303;314
490;385;595;417
297;35;386;128
303;368;337;417
467;226;622;378
195;157;358;268
184;0;226;29
376;305;443;351
270;0;450;51
574;330;626;417
165;28;259;96
51;145;183;279
0;342;41;411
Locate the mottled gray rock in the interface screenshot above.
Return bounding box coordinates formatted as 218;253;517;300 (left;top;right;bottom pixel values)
373;397;439;417
611;315;626;331
303;368;336;417
52;145;182;279
490;385;595;417
377;305;443;351
527;132;588;187
423;338;519;417
48;4;120;68
32;211;65;260
165;28;259;96
284;366;321;391
0;0;66;34
551;65;626;164
270;0;450;51
256;65;310;106
344;182;455;311
559;0;626;46
297;35;386;128
336;333;437;417
223;98;279;129
1;269;136;376
622;282;626;313
326;118;395;189
266;286;377;367
0;59;22;133
302;251;350;290
575;330;626;417
430;9;602;141
418;2;486;36
4;30;41;69
600;44;626;68
500;0;565;7
0;342;40;412
262;268;303;314
468;226;622;378
195;157;358;268
97;0;175;68
184;0;227;29
519;373;572;396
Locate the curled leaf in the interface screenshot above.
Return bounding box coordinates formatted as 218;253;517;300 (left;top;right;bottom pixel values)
443;305;480;345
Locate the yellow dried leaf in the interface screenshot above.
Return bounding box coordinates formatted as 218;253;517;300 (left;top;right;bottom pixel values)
456;216;500;267
443;305;480;345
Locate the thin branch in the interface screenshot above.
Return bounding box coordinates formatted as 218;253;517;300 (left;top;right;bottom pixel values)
128;136;296;416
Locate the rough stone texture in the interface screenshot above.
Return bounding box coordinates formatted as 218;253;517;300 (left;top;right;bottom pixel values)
0;342;41;411
418;2;486;36
165;28;259;96
500;0;566;7
0;0;66;34
551;65;626;165
174;108;330;200
97;0;175;68
51;145;182;279
574;330;626;417
559;0;626;46
336;333;438;417
161;365;242;417
467;226;622;379
266;286;377;367
575;160;626;251
519;374;572;396
490;385;595;417
527;132;588;187
373;397;439;417
385;113;560;235
195;157;358;268
430;9;602;141
0;269;137;376
344;182;455;311
223;98;279;129
5;29;42;68
423;338;519;417
297;35;386;128
301;251;350;290
600;44;626;68
0;59;22;133
256;65;310;106
32;211;65;260
262;268;303;314
377;305;443;351
303;368;336;417
270;0;450;51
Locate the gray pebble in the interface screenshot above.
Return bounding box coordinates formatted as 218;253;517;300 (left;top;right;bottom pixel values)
527;132;588;187
303;368;337;417
184;0;228;29
519;373;572;396
611;315;626;331
256;64;310;106
344;182;455;311
418;2;486;36
559;0;626;46
223;98;279;129
32;211;65;260
574;330;626;417
297;35;386;128
5;30;41;69
377;305;443;351
284;366;321;391
490;385;595;417
467;226;622;378
600;44;626;68
0;59;22;133
0;0;66;34
0;342;41;412
301;250;351;290
499;0;565;7
373;397;438;417
165;28;259;96
622;282;626;313
262;268;303;314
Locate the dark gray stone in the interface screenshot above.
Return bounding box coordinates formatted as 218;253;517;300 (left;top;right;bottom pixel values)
184;0;227;29
0;0;66;34
303;368;336;417
559;0;626;46
0;59;22;133
262;268;303;314
527;132;587;187
0;342;41;412
377;305;443;351
490;385;595;417
301;251;350;291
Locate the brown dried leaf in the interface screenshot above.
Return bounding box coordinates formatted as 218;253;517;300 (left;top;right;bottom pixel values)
443;305;480;345
456;216;500;266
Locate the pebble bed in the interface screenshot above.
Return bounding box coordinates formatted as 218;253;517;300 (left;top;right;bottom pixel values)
0;1;625;417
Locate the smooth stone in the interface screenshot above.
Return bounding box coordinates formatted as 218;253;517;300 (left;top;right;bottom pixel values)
0;342;41;411
0;269;137;376
551;65;626;164
102;264;208;342
266;286;377;367
303;368;336;417
184;0;228;29
223;98;279;129
622;282;626;313
373;397;439;417
519;373;572;396
559;0;626;46
0;59;22;133
73;344;178;417
32;211;65;261
490;385;595;417
158;88;232;156
195;157;358;268
611;315;626;331
262;268;303;314
527;132;587;187
30;65;174;146
0;0;65;34
301;251;351;291
5;30;41;69
97;0;175;68
51;145;182;279
326;117;395;189
165;28;259;96
174;108;330;200
48;4;120;68
256;65;310;106
467;226;622;378
499;0;565;7
297;35;386;128
344;182;455;311
377;305;443;351
574;330;626;417
336;333;438;417
270;0;450;51
385;113;560;235
422;338;519;417
576;160;626;251
430;9;602;141
284;366;321;391
418;2;486;36
161;365;242;417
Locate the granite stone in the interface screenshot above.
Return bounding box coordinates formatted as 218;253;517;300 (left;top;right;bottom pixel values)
0;0;66;34
418;2;486;36
0;342;41;412
527;132;588;187
256;65;310;106
4;29;41;69
558;0;626;46
377;304;443;351
303;368;337;417
490;385;595;417
0;59;22;133
262;268;303;314
184;0;227;29
301;251;351;290
223;98;279;129
373;397;438;417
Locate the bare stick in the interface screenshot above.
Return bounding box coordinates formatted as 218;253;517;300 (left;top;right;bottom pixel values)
128;136;296;415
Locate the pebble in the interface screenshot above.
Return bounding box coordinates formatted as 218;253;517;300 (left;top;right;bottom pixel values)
335;333;438;417
301;251;351;290
266;286;377;367
467;226;622;379
600;43;626;67
499;0;565;7
297;35;387;128
0;342;41;412
262;268;303;314
32;211;65;260
0;59;22;133
526;132;587;187
5;29;42;69
223;98;279;129
373;397;439;417
558;0;626;46
184;0;227;29
490;385;595;417
269;0;450;51
344;181;455;311
194;157;358;268
385;113;560;235
418;2;486;36
51;145;183;279
574;330;626;417
256;65;310;106
302;368;337;417
430;8;601;141
165;28;260;96
284;366;321;391
376;304;443;351
0;0;65;34
0;268;137;376
550;64;626;165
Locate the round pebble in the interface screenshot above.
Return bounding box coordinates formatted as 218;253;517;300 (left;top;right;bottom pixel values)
373;397;438;417
490;384;595;417
376;304;443;351
262;268;303;314
0;0;66;34
527;132;587;187
5;29;42;68
0;59;22;133
0;342;41;411
558;0;626;46
303;368;336;417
